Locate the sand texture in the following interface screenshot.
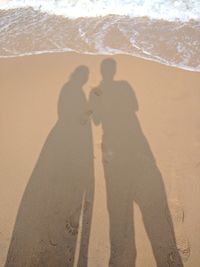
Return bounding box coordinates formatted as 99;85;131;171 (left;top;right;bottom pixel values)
0;52;200;266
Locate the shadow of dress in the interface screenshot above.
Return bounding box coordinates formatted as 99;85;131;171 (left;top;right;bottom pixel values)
5;66;94;267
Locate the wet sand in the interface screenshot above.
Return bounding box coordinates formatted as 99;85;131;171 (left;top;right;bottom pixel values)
0;52;200;266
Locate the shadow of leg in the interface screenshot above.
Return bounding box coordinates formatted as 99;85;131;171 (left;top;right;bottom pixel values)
135;165;183;267
105;171;136;267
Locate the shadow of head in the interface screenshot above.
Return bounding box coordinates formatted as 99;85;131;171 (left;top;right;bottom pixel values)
101;58;117;81
57;65;89;120
69;65;89;87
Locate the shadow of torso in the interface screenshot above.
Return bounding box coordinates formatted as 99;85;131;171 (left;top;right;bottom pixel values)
91;80;155;179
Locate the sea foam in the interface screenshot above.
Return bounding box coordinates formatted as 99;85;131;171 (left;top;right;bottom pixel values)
0;1;200;72
0;0;200;21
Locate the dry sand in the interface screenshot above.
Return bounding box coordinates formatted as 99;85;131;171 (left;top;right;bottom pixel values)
0;52;200;266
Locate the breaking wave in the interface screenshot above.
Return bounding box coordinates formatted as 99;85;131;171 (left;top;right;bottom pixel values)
0;1;200;71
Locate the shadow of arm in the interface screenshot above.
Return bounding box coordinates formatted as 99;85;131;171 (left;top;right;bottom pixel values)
89;87;102;126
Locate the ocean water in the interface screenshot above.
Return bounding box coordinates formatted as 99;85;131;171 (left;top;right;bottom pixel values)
0;0;200;71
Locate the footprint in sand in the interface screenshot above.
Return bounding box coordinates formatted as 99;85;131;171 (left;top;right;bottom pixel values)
65;202;91;236
176;233;191;262
66;219;79;236
80;109;93;125
167;241;190;266
65;245;76;265
166;199;191;262
65;207;81;236
167;250;183;267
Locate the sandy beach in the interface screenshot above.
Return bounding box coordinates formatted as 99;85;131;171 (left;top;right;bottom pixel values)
1;52;200;266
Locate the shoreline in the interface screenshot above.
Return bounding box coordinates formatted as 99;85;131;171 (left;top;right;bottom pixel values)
0;50;199;73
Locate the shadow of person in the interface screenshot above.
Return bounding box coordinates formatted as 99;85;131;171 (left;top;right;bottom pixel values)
5;66;94;267
89;58;183;267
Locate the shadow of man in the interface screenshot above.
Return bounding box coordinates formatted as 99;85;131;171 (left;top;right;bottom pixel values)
89;58;183;267
5;66;94;267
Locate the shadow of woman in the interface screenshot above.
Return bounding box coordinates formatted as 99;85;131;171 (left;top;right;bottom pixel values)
5;66;94;267
89;58;183;267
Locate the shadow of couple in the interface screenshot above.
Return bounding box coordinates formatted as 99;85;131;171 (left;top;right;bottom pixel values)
5;58;183;267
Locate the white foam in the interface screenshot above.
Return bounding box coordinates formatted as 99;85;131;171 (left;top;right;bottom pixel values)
0;0;200;21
